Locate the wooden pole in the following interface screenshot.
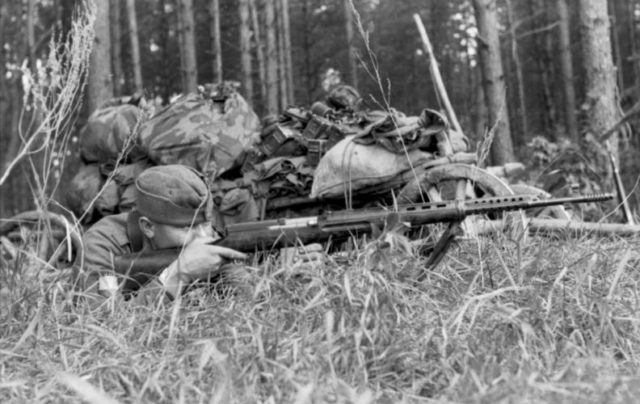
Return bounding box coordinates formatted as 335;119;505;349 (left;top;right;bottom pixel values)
413;14;464;136
474;218;640;237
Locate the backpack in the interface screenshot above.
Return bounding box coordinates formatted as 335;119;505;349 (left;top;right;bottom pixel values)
79;104;147;164
137;83;261;180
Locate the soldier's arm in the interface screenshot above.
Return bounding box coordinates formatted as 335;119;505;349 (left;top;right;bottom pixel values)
78;218;129;301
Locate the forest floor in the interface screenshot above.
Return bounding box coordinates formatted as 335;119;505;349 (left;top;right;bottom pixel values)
1;225;640;403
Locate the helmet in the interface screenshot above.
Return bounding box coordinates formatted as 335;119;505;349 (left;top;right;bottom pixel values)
327;85;361;110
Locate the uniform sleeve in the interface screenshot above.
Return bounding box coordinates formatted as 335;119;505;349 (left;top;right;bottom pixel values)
76;213;176;303
76;214;131;299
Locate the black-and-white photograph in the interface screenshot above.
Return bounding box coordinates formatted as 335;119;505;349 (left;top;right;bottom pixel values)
0;0;638;402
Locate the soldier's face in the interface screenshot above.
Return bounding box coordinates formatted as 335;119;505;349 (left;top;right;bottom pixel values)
147;221;214;249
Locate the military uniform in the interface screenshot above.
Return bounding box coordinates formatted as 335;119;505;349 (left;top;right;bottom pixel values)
81;211;150;297
79;164;217;299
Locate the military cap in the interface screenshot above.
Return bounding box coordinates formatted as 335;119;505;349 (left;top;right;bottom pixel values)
135;165;211;226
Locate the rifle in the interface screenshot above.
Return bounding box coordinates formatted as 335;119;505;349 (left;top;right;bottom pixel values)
113;193;612;292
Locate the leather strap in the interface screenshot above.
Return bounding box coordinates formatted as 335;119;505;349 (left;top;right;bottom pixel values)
126;210;144;253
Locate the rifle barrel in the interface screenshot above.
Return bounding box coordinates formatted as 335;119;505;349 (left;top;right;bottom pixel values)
463;193;614;216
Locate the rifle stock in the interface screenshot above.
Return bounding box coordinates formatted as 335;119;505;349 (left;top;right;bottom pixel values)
114;193;613;281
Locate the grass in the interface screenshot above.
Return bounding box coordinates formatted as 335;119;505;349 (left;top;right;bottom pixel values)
3;2;640;402
2;229;640;403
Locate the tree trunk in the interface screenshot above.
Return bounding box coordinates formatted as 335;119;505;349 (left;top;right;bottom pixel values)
281;0;293;104
0;2;8;165
556;0;579;142
159;0;173;102
178;0;198;92
110;0;123;95
301;0;313;105
250;0;267;105
530;0;557;137
344;0;358;88
473;69;488;141
543;4;559;134
275;0;287;109
26;0;36;70
3;2;33;215
0;3;10;215
630;0;640;100
505;0;527;137
264;0;279;114
8;83;25;214
578;0;621;158
87;0;113;113
176;0;186;90
465;41;475;134
210;0;223;83
126;0;143;92
608;0;624;90
239;0;253;102
473;0;515;165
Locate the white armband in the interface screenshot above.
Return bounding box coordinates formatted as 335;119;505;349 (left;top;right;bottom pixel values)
158;264;177;285
158;262;182;297
98;275;119;296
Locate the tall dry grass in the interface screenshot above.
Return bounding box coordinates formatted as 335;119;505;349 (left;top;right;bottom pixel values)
2;227;640;403
3;1;640;403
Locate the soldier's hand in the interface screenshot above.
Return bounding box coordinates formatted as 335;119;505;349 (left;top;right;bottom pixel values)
177;236;247;280
159;237;247;296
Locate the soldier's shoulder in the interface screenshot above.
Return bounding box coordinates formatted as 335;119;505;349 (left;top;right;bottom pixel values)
84;212;130;246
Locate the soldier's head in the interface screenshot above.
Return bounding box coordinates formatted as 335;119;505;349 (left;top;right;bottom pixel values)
135;164;215;249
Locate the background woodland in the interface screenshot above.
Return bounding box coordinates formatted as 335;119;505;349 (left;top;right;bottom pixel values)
0;0;637;219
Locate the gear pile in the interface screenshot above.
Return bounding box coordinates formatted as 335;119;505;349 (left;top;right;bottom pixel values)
67;83;468;226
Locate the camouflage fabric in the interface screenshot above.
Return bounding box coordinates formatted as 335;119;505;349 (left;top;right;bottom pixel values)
107;160;151;212
67;161;151;223
79;104;147;164
137;83;260;180
352;109;449;154
67;164;105;222
66;164;120;219
252;157;314;199
96;178;121;218
216;188;260;225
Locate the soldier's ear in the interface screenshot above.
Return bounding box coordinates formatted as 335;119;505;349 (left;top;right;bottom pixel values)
138;216;156;239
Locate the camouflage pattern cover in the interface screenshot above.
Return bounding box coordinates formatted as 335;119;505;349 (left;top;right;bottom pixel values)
216;188;260;225
137;85;260;179
67;164;105;222
67;164;121;221
79;104;147;164
108;160;151;212
67;161;151;223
